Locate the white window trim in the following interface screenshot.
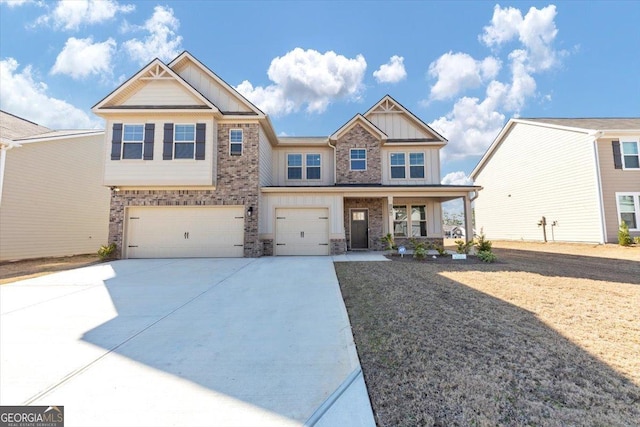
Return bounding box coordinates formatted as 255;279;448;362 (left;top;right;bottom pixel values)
389;152;426;180
286;153;303;180
621;139;640;170
350;148;367;171
305;153;322;180
392;204;428;237
285;153;322;181
230;129;243;156
173;123;196;160
616;192;640;231
121;123;145;160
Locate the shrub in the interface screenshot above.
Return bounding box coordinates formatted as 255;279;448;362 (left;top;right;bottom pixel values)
381;233;395;250
477;250;497;263
434;244;448;256
618;221;632;246
413;245;427;260
474;229;492;252
98;243;117;260
634;236;640;245
455;239;474;254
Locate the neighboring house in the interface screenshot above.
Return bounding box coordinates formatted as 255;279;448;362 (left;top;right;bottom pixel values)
0;111;110;261
471;118;640;244
92;51;479;259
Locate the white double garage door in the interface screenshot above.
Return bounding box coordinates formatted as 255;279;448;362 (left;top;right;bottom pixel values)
125;206;329;258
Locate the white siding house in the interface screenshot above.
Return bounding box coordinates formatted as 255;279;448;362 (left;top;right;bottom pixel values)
471;118;640;244
0;111;110;261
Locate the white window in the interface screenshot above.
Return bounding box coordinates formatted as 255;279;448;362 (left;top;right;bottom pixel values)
622;140;640;169
174;124;195;159
287;154;302;179
306;154;321;180
393;205;427;237
617;193;640;230
390;153;405;179
230;129;243;156
409;153;425;178
350;149;366;171
122;124;144;159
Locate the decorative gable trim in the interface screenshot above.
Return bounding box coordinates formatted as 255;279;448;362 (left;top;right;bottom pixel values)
329;114;387;142
92;58;218;113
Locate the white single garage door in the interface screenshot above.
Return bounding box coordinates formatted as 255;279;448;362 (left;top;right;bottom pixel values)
275;208;330;256
125;206;245;258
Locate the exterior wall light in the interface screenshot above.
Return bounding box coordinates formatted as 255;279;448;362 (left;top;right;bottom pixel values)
247;206;254;217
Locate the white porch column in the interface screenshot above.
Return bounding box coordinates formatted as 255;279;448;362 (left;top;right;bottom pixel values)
387;196;394;237
464;193;473;243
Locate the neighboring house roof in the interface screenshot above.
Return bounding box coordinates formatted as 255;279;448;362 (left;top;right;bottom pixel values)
471;117;640;179
277;136;329;145
0;110;52;141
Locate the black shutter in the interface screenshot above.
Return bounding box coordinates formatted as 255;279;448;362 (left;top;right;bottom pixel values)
143;123;155;160
110;123;122;160
195;123;206;160
612;140;623;169
163;123;174;160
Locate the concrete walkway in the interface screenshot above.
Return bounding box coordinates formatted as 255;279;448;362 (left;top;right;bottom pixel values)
0;258;375;427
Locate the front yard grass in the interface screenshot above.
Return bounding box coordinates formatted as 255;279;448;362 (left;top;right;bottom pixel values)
335;246;640;426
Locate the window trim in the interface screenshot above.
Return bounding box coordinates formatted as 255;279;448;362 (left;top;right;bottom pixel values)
392;204;428;237
305;153;322;180
616;192;640;231
389;151;426;180
230;129;243;156
621;139;640;170
121;123;145;160
173;123;196;160
285;153;322;181
287;153;303;180
409;152;426;179
350;148;367;171
390;152;406;179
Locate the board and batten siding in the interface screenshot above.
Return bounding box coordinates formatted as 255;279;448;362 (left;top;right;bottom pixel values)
474;123;602;243
0;134;110;261
258;127;273;186
272;146;334;186
381;147;440;185
121;80;205;106
174;62;252;113
367;112;429;139
259;193;343;239
103;114;216;186
596;138;640;242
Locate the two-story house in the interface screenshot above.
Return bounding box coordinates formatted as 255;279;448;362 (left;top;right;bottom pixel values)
93;51;478;258
471;118;640;243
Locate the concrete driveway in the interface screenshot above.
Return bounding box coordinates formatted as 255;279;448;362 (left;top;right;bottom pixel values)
0;258;375;427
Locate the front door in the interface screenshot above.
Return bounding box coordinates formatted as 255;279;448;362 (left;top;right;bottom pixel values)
350;209;369;249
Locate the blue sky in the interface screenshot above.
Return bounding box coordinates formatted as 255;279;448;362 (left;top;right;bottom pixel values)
1;0;639;184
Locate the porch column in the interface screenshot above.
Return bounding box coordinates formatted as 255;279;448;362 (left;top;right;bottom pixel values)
387;196;394;238
463;193;473;243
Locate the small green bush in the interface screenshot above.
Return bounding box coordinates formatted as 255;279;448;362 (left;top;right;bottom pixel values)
618;221;632;246
634;236;640;245
455;239;474;254
434;245;448;256
474;229;492;252
381;233;395;250
413;245;427;260
477;250;497;263
98;243;117;260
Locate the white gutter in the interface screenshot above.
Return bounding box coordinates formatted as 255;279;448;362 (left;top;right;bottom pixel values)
589;130;607;243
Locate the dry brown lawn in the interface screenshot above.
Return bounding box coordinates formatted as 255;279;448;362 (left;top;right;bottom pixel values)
0;254;102;285
335;244;640;426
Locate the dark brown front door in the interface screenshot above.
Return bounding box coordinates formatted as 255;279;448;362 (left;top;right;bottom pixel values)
351;209;369;249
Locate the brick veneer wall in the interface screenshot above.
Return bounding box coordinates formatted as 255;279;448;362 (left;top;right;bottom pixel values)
335;124;381;184
343;198;386;250
330;239;347;255
108;122;262;258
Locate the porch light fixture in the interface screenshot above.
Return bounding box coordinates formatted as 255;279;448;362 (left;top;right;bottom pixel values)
110;186;120;192
247;206;254;217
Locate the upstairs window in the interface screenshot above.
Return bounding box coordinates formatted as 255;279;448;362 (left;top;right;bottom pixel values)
122;124;144;159
622;140;639;169
390;153;405;178
409;153;425;178
306;154;321;180
230;129;243;156
174;124;195;159
350;149;366;171
287;154;303;179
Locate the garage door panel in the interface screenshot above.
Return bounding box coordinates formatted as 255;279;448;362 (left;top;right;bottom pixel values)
275;208;329;256
126;207;244;258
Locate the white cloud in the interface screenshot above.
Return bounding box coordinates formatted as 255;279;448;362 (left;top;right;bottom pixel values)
441;171;473;186
51;37;116;80
122;5;183;65
235;48;367;116
428;52;501;100
36;0;134;31
0;0;32;7
373;55;407;84
0;58;99;129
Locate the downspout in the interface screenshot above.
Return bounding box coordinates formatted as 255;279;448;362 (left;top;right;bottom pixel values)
0;141;20;206
589;130;607;244
328;138;337;185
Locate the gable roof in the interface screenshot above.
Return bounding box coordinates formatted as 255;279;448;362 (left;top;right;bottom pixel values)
0;110;52;141
364;95;447;143
329;113;388;142
92;58;218;113
470;117;640;179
